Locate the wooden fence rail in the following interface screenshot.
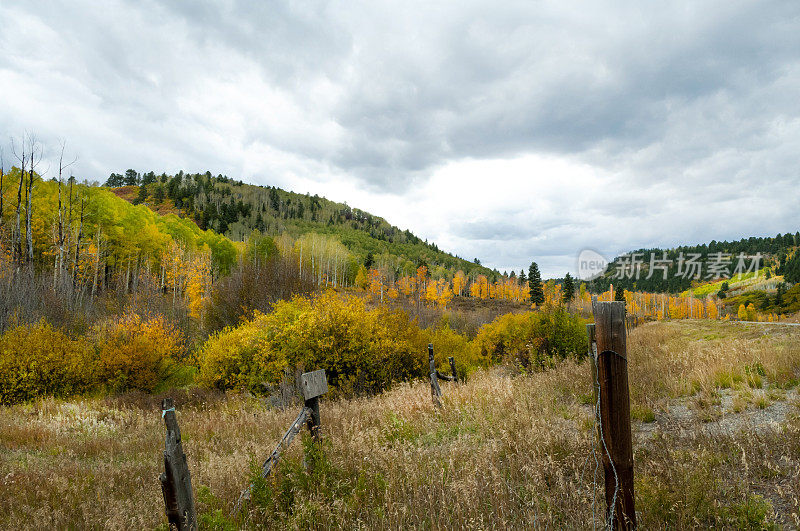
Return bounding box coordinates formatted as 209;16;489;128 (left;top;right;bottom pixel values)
232;369;328;516
160;370;329;525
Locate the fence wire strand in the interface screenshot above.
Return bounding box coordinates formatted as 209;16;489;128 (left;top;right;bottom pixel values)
578;351;621;530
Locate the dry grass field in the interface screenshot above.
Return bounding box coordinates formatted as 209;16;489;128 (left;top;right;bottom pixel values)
2;320;800;529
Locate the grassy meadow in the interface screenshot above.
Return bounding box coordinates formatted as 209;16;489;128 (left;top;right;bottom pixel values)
2;320;800;529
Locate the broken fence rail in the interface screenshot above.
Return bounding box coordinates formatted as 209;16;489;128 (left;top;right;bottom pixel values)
232;369;328;516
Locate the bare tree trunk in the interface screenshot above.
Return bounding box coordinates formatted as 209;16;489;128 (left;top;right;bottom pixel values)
52;222;59;291
55;176;63;289
73;197;84;287
55;141;74;288
25;163;34;263
23;135;41;265
67;175;74;276
172;256;178;307
13;141;24;264
92;227;101;297
125;256;131;294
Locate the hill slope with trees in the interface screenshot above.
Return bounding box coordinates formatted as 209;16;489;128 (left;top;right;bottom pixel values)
107;169;494;281
589;234;800;293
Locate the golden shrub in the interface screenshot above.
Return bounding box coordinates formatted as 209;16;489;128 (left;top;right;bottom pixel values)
0;321;97;404
422;325;488;379
195;312;288;393
197;291;427;397
92;312;184;392
474;308;586;369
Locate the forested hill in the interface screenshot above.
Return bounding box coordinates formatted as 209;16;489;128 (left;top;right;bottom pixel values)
105;169;494;279
589;233;800;293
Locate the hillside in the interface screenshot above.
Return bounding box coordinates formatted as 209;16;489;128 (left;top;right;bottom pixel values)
589;234;800;294
0;169;238;274
107;170;495;281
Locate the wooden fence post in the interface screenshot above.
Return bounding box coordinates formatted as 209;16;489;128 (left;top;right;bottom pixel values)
428;344;442;407
587;323;598;405
592;301;636;530
159;398;197;531
301;369;328;442
448;356;458;383
234;370;329;516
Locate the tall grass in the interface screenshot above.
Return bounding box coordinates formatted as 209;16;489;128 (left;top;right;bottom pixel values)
1;320;799;528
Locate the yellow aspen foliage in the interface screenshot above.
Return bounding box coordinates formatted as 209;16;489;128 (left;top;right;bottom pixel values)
473;275;489;299
425;279;440;303
354;265;369;290
92;312;184;392
452;270;467;296
398;275;415;297
438;283;454;308
185;249;212;321
368;268;383;298
737;303;748;320
706;298;719;319
470;280;481;298
416;265;428;295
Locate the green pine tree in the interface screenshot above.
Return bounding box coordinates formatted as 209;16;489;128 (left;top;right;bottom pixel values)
562;273;575;304
528;262;544;304
614;285;625;301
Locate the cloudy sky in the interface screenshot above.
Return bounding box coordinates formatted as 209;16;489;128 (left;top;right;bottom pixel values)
2;1;800;277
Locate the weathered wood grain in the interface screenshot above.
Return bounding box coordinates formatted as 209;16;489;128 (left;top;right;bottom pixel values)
159;398;197;531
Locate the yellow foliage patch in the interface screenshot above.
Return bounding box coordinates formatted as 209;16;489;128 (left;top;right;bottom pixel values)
0;321;96;404
198;291;483;397
92;312;185;392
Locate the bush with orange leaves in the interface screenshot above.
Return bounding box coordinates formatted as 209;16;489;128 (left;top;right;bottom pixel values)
0;320;97;404
92;312;185;393
0;313;185;403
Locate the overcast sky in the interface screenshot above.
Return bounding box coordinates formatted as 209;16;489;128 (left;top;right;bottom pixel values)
2;1;800;277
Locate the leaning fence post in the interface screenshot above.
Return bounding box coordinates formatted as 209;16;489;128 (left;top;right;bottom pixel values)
159;398;197;531
448;356;458;383
592;301;636;530
234;370;329;516
428;344;442;407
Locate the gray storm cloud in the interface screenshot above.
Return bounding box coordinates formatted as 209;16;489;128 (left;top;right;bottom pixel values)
1;0;799;276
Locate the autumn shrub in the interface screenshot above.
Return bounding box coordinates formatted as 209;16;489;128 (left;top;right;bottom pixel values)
194;313;289;393
92;312;185;392
198;291;428;397
422;325;489;380
474;307;586;369
0;320;97;404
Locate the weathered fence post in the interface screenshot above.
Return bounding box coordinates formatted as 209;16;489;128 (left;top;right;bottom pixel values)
159;398;197;531
587;323;598;405
301;369;328;442
429;344;443;407
448;356;458;383
234;370;329;516
592;301;636;530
